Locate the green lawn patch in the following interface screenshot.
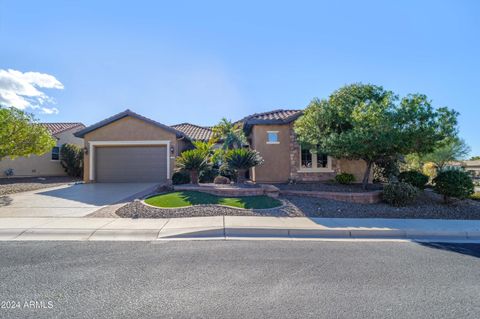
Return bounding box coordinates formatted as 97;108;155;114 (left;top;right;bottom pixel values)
144;191;282;209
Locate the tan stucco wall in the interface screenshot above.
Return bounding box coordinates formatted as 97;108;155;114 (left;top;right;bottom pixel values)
250;124;291;183
0;127;84;177
337;159;369;183
82;116;178;182
249;123;369;183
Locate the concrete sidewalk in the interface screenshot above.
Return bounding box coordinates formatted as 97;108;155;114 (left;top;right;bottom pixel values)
1;216;480;241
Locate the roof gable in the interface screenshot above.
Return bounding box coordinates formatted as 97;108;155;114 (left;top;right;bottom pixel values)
74;109;185;138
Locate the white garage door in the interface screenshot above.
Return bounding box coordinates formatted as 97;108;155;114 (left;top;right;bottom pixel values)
95;146;168;183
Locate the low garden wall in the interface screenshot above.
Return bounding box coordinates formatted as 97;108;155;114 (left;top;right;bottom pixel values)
174;183;382;204
279;189;383;204
174;184;268;197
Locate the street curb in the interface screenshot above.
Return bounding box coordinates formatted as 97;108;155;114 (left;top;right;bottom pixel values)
1;226;480;242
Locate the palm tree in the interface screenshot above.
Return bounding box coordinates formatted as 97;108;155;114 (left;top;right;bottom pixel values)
212;118;247;150
225;149;264;183
176;149;209;184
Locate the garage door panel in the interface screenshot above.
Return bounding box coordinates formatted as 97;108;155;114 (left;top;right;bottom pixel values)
95;146;167;183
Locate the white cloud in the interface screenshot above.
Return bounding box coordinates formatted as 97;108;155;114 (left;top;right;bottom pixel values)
0;69;64;114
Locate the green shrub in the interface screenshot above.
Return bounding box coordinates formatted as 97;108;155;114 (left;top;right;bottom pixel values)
470;192;480;201
433;170;474;203
60;144;83;177
219;163;236;182
383;182;419;207
335;173;355;184
199;168;219;183
214;176;230;184
398;170;429;189
172;171;190;185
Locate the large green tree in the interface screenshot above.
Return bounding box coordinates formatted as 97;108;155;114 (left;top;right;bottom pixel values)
0;107;55;160
294;83;458;188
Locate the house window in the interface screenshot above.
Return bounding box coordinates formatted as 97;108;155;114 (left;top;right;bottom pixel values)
51;146;60;161
266;131;279;144
300;145;332;172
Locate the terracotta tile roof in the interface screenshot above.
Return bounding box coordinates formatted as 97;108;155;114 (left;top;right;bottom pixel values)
243;109;303;122
171;123;213;141
40;123;85;135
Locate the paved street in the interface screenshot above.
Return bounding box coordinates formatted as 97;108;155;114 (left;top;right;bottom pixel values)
1;241;479;318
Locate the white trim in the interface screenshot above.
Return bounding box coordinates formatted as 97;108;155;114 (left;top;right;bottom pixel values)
88;140;171;181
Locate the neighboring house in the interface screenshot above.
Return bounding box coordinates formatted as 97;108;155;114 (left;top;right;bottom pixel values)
75;109;367;184
242;109;367;183
451;160;480;178
0;123;85;177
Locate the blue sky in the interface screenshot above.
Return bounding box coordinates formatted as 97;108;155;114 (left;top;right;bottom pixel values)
1;0;479;155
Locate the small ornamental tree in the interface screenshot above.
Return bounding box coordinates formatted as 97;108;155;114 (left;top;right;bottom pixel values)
294;83;458;189
60;144;83;177
0;107;55;160
225;149;264;183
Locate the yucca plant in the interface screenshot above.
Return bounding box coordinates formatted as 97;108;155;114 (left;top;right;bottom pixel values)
176;149;209;184
225;148;264;183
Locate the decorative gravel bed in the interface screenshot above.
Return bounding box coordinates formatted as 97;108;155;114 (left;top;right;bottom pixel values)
285;190;480;220
0;176;78;195
115;189;480;219
276;182;383;193
116;198;303;218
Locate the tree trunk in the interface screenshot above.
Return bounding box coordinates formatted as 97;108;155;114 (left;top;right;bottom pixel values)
237;169;247;184
190;170;199;184
362;161;373;190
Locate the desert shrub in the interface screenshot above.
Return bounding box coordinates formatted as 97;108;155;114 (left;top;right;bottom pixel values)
335;173;355;184
172;171;190;185
199;168;219;183
433;169;474;203
219;163;236;182
60;144;83;177
382;182;419;207
214;175;230;184
398;171;429;189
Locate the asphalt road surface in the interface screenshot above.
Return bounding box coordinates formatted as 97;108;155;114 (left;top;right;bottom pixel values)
1;240;479;318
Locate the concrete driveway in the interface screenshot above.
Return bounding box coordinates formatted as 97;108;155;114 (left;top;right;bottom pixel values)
0;183;157;217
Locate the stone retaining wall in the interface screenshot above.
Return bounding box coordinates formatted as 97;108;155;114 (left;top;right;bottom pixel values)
174;184;383;204
279;189;383;204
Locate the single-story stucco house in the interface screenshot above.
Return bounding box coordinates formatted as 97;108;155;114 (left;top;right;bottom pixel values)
74;109;367;184
0;123;85;177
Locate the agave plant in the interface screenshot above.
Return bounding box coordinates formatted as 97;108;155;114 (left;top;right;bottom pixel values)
176;149;209;184
225;148;264;183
